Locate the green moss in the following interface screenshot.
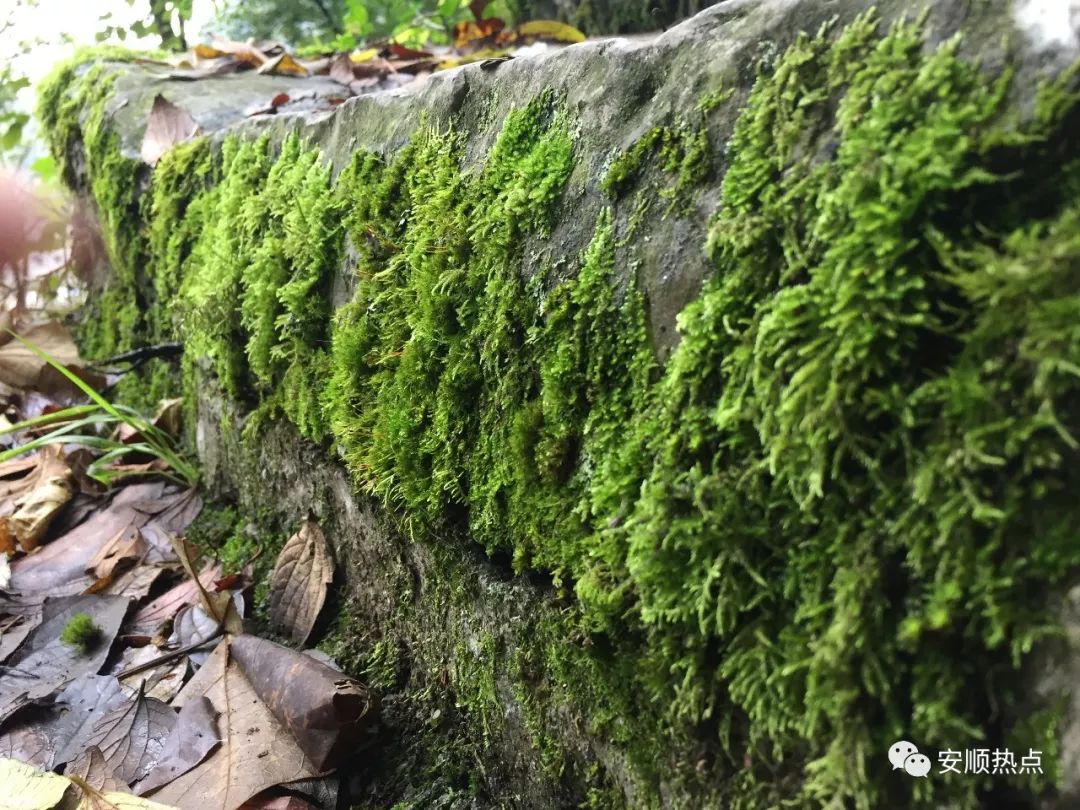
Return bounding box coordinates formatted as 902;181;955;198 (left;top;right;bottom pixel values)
602;123;714;216
60;612;101;654
36;55;180;410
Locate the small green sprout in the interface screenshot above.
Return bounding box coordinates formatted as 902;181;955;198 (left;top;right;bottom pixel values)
60;613;101;654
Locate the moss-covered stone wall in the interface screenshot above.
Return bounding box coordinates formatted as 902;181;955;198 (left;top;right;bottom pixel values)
38;3;1080;807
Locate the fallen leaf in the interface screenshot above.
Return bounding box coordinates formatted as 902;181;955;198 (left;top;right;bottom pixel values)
204;39;266;67
169;537;242;634
268;521;332;645
516;19;586;43
87;526;146;581
0;322;81;391
0;674;127;769
11;485;201;597
0;757;70;810
82;685;176;785
244;93;292;118
387;43;433;59
91;563;165;602
230;635;375;771
0;674;128;771
349;48;378;63
128;563;221;636
0;554;9;590
50;675;131;766
0;602;40;663
74;785;179;810
148;640;319;810
140;96;200;166
453;18;505;49
327;53;354;85
256;53;307;77
137;696;220;795
0;713;53;768
8;471;72;552
68;746;125;793
169;603;225;666
192;44;226;60
115;399;183;448
0;595;129;715
164;60;243;81
5;447;73;552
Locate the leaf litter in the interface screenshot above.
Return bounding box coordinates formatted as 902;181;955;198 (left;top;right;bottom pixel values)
1;320;376;809
147;8;589;125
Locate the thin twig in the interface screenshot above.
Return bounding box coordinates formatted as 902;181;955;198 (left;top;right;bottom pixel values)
89;342;183;373
116;626;223;680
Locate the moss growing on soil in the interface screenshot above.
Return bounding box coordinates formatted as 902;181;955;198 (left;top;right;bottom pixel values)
41;11;1080;808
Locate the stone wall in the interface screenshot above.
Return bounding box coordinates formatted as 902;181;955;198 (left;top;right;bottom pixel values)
40;2;1080;806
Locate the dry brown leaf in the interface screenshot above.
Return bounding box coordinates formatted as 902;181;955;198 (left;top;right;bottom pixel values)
0;595;130;716
148;640;319;810
327;53;354;85
128;563;221;636
68;746;126;793
268;520;333;645
169;537;242;635
137;696;220;795
114;645;188;703
192;44;227;60
87;526;146;580
82;686;176;785
5;446;73;551
10;485;201;597
0;321;81;390
452;17;505;49
0;674;128;770
256;53;307;77
49;676;131;767
140;95;200;166
207;38;267;67
230;635;375;772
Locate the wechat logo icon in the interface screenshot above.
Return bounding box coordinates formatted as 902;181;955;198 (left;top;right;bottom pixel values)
889;740;931;778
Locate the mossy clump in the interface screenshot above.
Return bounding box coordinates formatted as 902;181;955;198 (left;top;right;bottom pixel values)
36;55;180;410
602;123;714;215
60;612;101;654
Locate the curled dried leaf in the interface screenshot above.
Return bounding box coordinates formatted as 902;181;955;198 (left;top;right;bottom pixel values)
268;521;333;646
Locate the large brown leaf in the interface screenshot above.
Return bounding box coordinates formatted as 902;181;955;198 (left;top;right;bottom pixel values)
0;674;130;770
140;95;200;165
0;594;129;716
148;640;319;810
136;696;220;795
268;521;332;645
82;686;176;785
0;322;81;390
230;635;375;771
